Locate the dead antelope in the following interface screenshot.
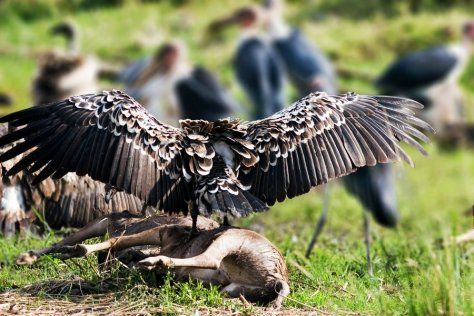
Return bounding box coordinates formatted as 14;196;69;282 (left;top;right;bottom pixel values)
17;212;289;307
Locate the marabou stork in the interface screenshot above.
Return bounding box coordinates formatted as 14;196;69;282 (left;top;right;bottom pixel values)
0;90;432;238
210;6;285;120
126;42;239;125
376;21;474;135
263;0;337;96
261;0;401;273
32;21;100;106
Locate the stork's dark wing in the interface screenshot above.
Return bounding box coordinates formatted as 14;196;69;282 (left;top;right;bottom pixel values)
272;28;338;95
376;46;458;90
0;90;192;214
234;38;285;119
240;92;433;205
175;67;238;121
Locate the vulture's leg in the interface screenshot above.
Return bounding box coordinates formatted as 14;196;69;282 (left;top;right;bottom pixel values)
141;203;149;216
16;216;110;265
55;225;167;259
222;215;231;227
363;210;374;276
305;184;331;258
188;205;200;240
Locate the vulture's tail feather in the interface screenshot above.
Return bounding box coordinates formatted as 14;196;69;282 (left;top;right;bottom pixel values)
196;178;268;218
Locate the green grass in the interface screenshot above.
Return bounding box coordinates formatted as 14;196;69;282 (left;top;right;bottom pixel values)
0;1;473;314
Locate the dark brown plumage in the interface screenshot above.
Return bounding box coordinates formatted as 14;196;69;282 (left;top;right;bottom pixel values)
0;90;433;232
40;173;144;230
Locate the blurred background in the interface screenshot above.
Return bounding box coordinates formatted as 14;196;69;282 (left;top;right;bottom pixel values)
0;0;473;314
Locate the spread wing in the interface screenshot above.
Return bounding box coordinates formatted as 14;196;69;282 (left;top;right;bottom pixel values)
239;92;433;205
0;90;192;214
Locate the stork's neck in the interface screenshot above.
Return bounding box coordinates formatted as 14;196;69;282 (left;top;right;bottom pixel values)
461;36;473;55
265;12;291;40
239;26;261;42
169;60;193;82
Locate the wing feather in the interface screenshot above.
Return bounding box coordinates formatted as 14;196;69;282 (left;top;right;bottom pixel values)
322;132;343;177
43;174;145;229
0;90;192;214
240;92;432;205
296;145;311;193
320;133;338;179
301;141;317;186
315;136;329;183
345;121;377;165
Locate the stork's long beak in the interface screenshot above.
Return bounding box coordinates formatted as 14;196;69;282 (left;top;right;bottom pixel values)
207;12;240;36
130;58;163;88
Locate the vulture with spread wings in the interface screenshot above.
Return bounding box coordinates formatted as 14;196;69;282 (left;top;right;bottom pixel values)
0;90;433;233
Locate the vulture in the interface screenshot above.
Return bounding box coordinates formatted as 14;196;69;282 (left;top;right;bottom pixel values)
209;6;285;120
376;21;474;135
0;89;433;234
32;21;99;106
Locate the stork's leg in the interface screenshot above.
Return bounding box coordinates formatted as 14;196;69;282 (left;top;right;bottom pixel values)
306;184;331;258
363;209;373;276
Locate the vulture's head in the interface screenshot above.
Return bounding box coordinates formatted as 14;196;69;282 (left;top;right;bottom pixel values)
50;21;77;41
50;21;80;53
